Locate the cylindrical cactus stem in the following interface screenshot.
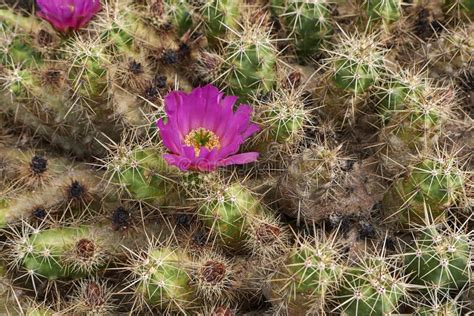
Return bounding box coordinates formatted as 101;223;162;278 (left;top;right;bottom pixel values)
220;17;277;100
0;8;59;62
402;224;471;293
270;0;333;60
427;25;473;81
198;182;266;250
267;234;343;315
64;37;110;102
8;223;120;281
105;142;182;205
442;0;474;20
126;241;197;313
319;31;387;124
364;0;402;24
18;301;57;316
377;84;454;176
373;69;426;123
335;253;408;316
413;289;464;316
415;303;462;316
277;143;348;223
0;146;69;191
0;155;113;227
201;0;240;44
328;33;385;94
382;157;465;226
0;62;109;157
188;50;225;85
145;0;195;37
253;86;312;147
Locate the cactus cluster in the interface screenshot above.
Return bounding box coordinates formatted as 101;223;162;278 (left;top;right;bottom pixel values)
0;0;472;314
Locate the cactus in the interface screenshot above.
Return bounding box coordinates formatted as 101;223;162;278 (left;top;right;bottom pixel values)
413;289;465;316
271;0;333;60
143;0;195;37
378;84;454;176
126;241;196;313
403;225;471;292
319;31;387;123
427;25;473;81
415;303;462;316
201;0;240;43
0;0;473;314
442;0;474;20
335;252;408;316
0;146;114;227
104;139;183;205
198;182;266;250
327;32;385;94
268;234;343;314
373;69;426;123
382;157;465;226
277;143;347;222
8;223;120;281
219;18;277;100
254;86;312;145
244;210;290;260
190;250;236;304
365;0;402;23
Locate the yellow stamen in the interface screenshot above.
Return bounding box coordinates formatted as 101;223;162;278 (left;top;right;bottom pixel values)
184;128;221;156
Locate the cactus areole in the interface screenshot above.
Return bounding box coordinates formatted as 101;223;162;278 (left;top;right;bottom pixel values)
157;85;260;172
36;0;101;33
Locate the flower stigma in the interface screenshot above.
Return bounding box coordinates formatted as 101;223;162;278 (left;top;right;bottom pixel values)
184;128;221;156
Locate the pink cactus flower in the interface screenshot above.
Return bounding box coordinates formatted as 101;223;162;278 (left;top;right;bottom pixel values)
36;0;101;33
157;85;260;172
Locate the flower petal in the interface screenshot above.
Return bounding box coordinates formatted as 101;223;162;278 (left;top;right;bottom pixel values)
218;152;260;167
163;154;191;171
157;119;183;154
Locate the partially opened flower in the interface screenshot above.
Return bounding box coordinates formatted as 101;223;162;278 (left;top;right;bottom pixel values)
36;0;101;33
157;85;260;172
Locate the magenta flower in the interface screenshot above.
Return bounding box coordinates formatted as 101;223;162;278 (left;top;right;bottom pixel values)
36;0;101;33
157;85;260;172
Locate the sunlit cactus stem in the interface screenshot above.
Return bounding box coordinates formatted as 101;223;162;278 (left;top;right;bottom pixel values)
403;225;471;293
335;254;407;315
268;234;343;314
110;147;181;205
198;182;265;250
271;0;333;60
319;31;387;123
365;0;402;24
378;83;453;175
221;22;277;100
129;245;197;312
11;225;118;280
201;0;240;44
382;158;465;226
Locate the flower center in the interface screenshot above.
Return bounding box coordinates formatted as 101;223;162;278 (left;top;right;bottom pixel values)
184;128;220;156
